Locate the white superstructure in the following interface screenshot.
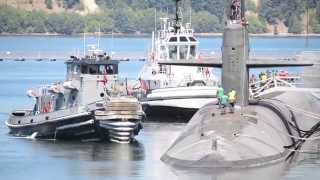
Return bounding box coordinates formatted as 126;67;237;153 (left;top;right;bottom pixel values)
139;18;218;90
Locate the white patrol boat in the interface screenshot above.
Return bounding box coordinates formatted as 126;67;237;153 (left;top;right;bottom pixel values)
138;0;219;121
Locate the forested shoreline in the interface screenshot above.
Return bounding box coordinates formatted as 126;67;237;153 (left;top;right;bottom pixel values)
0;0;319;35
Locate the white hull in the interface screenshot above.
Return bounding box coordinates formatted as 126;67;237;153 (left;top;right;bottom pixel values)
143;86;218;109
144;97;217;109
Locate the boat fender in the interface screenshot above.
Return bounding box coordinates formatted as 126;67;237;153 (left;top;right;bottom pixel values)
152;70;156;75
205;68;210;78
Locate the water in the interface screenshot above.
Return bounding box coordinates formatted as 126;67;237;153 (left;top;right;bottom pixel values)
0;36;320;180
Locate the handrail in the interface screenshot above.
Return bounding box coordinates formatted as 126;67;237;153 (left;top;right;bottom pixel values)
249;76;301;99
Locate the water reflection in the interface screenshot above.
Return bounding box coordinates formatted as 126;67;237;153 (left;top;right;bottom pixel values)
169;162;289;180
28;140;145;177
164;138;320;180
33;140;145;161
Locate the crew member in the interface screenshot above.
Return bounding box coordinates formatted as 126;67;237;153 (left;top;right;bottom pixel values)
228;89;237;113
216;85;224;108
261;73;268;87
220;93;229;115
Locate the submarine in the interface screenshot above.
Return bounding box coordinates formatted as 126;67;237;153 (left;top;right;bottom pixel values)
160;0;320;168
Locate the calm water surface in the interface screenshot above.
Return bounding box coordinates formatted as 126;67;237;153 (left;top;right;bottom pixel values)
0;37;320;180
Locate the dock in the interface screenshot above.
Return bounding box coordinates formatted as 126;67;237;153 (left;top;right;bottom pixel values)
0;51;149;61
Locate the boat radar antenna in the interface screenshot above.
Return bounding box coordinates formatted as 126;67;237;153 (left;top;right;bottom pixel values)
173;0;183;33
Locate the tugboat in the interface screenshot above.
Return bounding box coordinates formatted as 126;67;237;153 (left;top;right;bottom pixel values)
138;0;219;121
6;46;143;142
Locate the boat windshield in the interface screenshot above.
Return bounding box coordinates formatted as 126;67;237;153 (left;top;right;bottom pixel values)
81;64;118;75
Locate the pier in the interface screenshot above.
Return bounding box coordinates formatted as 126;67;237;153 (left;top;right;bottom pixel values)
0;50;318;62
0;51;149;61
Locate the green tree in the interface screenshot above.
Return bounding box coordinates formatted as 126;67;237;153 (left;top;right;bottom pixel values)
288;15;303;34
192;11;221;33
316;1;320;20
247;15;267;33
246;0;256;12
63;0;79;9
45;0;53;9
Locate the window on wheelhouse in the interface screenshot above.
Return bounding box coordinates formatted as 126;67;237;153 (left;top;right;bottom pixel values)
88;65;99;74
81;64;118;75
159;46;167;60
98;64;118;75
189;37;197;42
169;37;177;42
169;45;178;60
189;45;196;59
67;64;80;80
180;45;188;60
180;36;188;42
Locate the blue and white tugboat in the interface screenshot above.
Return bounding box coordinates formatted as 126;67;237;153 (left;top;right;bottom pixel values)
6;46;143;143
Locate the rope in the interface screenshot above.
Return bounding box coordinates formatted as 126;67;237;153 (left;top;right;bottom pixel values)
243;114;320;141
284;104;320;120
267;98;320;120
286;148;320;154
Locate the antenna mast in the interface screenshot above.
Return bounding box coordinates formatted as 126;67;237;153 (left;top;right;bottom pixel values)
306;3;309;48
174;0;182;33
83;32;86;57
98;24;101;50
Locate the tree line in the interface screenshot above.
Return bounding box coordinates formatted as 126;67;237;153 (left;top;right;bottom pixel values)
0;0;319;35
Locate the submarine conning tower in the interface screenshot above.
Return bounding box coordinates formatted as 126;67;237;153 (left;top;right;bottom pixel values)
222;0;249;106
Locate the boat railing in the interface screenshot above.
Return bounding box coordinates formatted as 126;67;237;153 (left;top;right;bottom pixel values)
249;75;302;99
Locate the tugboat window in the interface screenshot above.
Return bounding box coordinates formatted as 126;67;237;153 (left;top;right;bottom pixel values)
67;64;71;74
73;65;80;74
106;65;114;74
88;65;98;74
99;65;106;74
81;65;88;74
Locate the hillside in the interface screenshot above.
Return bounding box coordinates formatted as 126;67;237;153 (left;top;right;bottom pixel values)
0;0;319;35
